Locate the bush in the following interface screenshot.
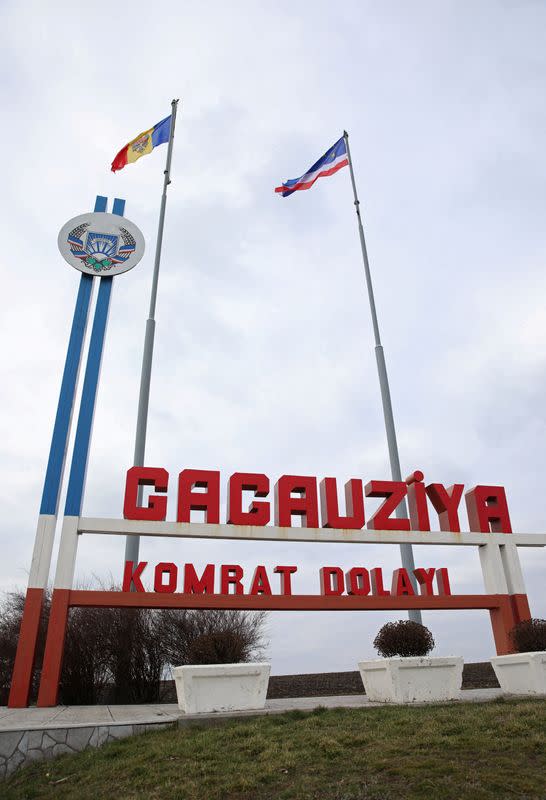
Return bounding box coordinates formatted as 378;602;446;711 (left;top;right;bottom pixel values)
158;608;267;667
373;620;435;658
188;631;251;664
0;589;115;705
510;619;546;653
0;590;51;705
61;605;112;705
104;608;166;704
0;589;268;704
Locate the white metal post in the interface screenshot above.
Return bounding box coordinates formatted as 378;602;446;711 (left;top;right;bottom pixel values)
343;131;420;623
125;100;179;566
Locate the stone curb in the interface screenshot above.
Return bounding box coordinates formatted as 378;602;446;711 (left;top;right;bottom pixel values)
0;721;175;779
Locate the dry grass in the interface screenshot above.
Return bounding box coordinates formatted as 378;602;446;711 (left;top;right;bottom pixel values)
4;698;546;800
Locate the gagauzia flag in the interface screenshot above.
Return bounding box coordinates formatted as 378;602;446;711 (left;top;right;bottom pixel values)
111;115;172;172
275;136;349;197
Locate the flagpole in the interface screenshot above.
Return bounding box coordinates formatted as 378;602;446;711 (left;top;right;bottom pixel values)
124;99;179;567
343;130;421;624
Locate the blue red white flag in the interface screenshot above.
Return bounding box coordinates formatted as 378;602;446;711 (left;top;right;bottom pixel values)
275;136;349;197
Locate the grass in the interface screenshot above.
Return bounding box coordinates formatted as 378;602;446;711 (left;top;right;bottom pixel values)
4;698;546;800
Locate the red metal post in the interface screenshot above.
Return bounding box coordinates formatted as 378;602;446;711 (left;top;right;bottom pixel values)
36;589;71;708
8;588;45;708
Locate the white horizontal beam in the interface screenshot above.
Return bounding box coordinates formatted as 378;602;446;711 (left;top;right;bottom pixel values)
78;518;546;547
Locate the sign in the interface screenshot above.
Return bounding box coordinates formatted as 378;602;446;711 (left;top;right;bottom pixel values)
58;212;145;277
119;466;513;598
10;196;538;716
123;466;514;534
122;560;452;597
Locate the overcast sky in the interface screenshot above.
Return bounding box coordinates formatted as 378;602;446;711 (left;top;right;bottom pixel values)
1;0;545;675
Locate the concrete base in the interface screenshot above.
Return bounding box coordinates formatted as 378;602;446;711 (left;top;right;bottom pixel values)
491;651;546;696
358;657;464;703
172;663;271;713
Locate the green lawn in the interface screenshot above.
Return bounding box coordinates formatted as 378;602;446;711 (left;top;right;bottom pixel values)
4;698;546;800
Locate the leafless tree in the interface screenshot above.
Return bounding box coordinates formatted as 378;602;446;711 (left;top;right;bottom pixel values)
0;589;268;705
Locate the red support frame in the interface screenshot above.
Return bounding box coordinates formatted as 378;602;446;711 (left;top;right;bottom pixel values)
34;588;529;708
36;590;71;709
8;588;45;708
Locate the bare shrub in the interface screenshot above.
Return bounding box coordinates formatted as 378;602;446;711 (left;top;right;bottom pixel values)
188;631;250;664
61;606;112;705
104;608;166;704
1;589;268;704
0;590;50;704
159;608;267;668
0;589;164;705
510;619;546;653
373;620;435;658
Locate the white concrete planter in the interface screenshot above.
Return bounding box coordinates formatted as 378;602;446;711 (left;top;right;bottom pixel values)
358;657;463;703
172;662;271;714
491;652;546;696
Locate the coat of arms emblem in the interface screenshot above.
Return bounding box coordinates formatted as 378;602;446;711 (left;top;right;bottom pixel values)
58;212;145;277
67;224;136;272
131;134;150;154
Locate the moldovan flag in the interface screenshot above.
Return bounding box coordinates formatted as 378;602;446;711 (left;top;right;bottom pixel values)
275;136;348;197
111;115;172;172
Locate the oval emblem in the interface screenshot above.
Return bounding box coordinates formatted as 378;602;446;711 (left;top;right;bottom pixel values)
58;212;145;277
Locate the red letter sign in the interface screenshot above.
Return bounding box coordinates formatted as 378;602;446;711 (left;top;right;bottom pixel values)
183;564;215;594
227;473;270;526
275;475;319;528
436;568;452;595
122;561;147;592
123;467;168;521
365;481;410;531
465;486;512;533
346;567;370;596
370;568;390;596
274;566;298;595
405;471;430;531
320;567;344;595
220;565;244;595
414;567;436;596
177;469;220;524
426;483;464;532
320;478;365;529
154;562;178;593
249;566;272;596
391;568;415;596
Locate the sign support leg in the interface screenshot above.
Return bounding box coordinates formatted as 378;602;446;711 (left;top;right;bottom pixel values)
35;199;124;708
7;192;105;708
35;590;71;708
489;598;517;656
37;517;80;707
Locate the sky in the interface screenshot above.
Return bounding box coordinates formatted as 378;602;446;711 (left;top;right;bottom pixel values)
1;0;545;675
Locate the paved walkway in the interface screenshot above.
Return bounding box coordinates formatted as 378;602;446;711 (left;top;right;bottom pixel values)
0;688;504;732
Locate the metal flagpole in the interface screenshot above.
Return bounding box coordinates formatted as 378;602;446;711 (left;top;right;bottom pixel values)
343;130;421;624
124;99;179;566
